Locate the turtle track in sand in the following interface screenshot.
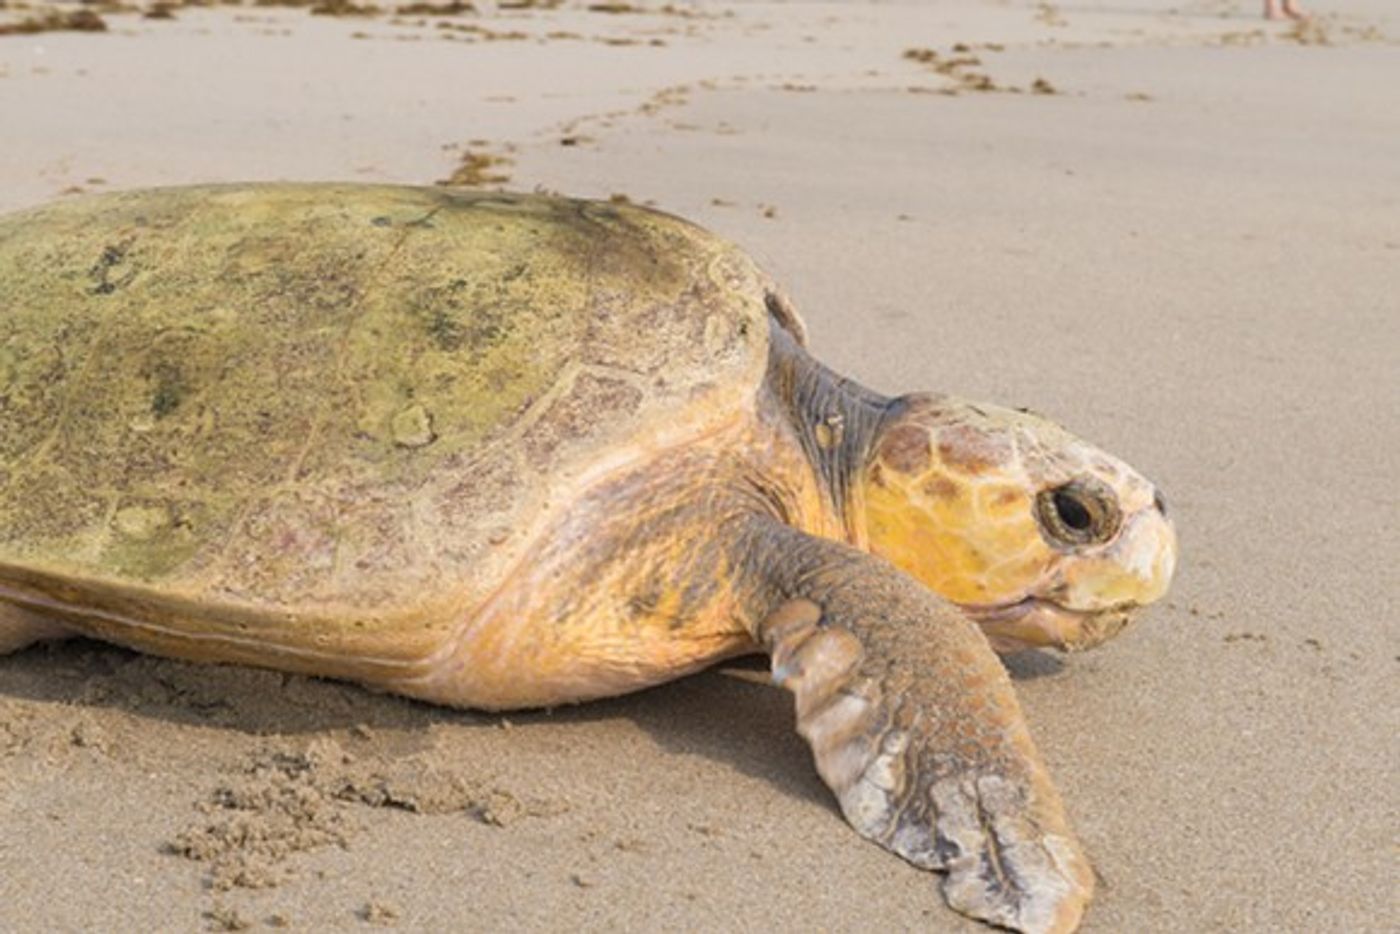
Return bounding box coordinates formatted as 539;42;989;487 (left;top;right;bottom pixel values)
169;738;569;891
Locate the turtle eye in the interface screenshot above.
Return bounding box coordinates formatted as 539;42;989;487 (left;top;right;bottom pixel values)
1035;478;1121;548
1053;489;1092;530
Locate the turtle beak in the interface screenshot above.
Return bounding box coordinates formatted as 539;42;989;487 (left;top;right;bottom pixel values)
1061;507;1177;612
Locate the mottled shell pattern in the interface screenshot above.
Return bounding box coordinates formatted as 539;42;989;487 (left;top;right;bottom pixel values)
0;184;774;665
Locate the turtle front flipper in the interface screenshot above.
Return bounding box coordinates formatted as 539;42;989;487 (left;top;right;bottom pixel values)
744;525;1093;933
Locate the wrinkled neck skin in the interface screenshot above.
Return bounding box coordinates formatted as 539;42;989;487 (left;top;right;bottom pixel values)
759;324;891;547
755;322;1175;655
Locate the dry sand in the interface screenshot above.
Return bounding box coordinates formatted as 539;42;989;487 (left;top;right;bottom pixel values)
1;0;1397;930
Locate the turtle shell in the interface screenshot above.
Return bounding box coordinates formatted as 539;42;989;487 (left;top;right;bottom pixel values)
0;184;777;672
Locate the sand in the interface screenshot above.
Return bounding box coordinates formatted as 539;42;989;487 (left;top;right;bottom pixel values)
1;0;1397;930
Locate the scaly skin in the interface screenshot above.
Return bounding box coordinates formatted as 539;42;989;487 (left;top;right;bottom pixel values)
0;318;1174;932
863;393;1176;652
379;332;1173;932
0;187;1177;933
758;592;1092;933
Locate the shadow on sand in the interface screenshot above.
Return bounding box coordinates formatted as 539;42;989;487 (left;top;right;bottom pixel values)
1;636;1065;813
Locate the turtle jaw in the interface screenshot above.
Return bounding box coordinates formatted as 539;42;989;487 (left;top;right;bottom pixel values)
968;599;1137;653
972;499;1178;653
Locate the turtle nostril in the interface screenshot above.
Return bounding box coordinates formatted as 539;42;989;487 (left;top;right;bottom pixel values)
1152;489;1168;517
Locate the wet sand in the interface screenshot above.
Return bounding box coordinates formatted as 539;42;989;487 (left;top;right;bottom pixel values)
1;1;1397;930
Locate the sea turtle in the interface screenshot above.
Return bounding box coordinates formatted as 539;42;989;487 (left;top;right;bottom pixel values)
0;184;1176;932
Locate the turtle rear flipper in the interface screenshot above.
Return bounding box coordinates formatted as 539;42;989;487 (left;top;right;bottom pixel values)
0;601;72;655
749;527;1092;933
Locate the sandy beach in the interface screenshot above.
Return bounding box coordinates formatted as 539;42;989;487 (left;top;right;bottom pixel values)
1;0;1397;930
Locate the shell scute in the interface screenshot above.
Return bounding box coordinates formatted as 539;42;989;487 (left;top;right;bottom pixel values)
0;184;774;664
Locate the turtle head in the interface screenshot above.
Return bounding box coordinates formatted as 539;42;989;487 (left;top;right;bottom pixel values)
859;393;1176;652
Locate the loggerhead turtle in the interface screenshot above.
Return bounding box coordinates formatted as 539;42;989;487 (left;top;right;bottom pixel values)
0;184;1176;933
